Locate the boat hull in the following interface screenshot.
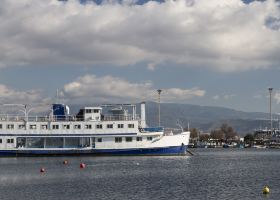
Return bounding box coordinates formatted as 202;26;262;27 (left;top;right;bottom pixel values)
0;145;188;156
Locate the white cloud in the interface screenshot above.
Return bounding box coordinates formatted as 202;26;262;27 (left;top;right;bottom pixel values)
0;0;280;72
274;91;280;104
62;74;205;103
212;94;235;100
213;95;220;100
0;84;53;114
253;94;262;99
0;84;43;104
224;94;235;100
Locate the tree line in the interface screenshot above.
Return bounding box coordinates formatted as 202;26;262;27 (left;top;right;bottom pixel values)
188;123;238;142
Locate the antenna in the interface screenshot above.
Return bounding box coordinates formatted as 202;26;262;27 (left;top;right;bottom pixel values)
56;89;59;104
157;89;162;127
268;87;273;133
176;120;183;132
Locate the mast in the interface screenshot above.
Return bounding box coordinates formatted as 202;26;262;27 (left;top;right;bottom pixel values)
157;89;162;127
268;88;273;133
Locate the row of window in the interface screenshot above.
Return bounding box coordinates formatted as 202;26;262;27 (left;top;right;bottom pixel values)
0;138;14;144
114;136;152;143
0;137;153;144
0;123;135;130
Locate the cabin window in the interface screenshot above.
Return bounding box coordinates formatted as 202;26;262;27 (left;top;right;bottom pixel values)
18;124;25;129
107;124;113;129
0;124;2;129
85;124;92;129
137;137;142;142
147;137;153;141
115;137;122;143
97;138;102;142
41;124;48;130
126;137;133;142
52;124;59;129
45;137;63;148
7;139;14;143
65;137;80;148
29;125;36;130
96;124;103;129
128;124;134;128
0;139;2;143
118;124;124;128
7;124;14;129
74;124;81;129
63;124;70;129
26;138;44;148
85;109;93;113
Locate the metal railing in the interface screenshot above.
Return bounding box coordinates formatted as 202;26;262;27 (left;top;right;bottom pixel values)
0;114;140;122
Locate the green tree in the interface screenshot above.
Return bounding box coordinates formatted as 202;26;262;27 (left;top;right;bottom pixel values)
244;133;254;144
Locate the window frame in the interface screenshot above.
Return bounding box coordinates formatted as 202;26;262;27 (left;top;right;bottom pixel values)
118;124;124;129
115;137;122;143
125;137;133;142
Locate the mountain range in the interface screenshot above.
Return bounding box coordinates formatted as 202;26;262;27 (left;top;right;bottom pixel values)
143;102;274;136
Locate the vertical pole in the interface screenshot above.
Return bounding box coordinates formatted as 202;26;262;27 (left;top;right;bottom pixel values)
269;88;273;133
157;89;162;127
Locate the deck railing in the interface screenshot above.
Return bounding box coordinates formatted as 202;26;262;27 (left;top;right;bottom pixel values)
0;114;140;122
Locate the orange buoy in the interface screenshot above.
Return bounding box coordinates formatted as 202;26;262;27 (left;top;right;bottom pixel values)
63;160;68;165
80;163;86;169
40;168;45;173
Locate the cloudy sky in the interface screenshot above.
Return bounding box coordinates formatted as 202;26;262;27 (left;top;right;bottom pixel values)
0;0;280;112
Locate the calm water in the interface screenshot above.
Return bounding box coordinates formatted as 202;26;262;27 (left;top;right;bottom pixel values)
0;149;279;200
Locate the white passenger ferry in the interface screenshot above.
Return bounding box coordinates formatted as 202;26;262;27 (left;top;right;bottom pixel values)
0;102;190;156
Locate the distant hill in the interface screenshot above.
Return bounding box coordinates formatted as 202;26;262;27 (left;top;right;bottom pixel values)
68;102;272;136
144;102;271;136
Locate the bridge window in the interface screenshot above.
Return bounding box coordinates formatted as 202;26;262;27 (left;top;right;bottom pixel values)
94;109;99;113
126;137;133;142
147;137;153;141
97;138;102;142
0;124;2;129
137;137;142;142
85;109;93;113
0;139;2;143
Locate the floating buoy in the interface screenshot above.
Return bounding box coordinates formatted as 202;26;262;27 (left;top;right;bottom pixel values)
80;163;86;169
263;186;270;194
40;168;45;173
63;160;68;165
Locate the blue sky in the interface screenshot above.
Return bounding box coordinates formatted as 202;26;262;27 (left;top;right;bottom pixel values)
0;0;280;113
